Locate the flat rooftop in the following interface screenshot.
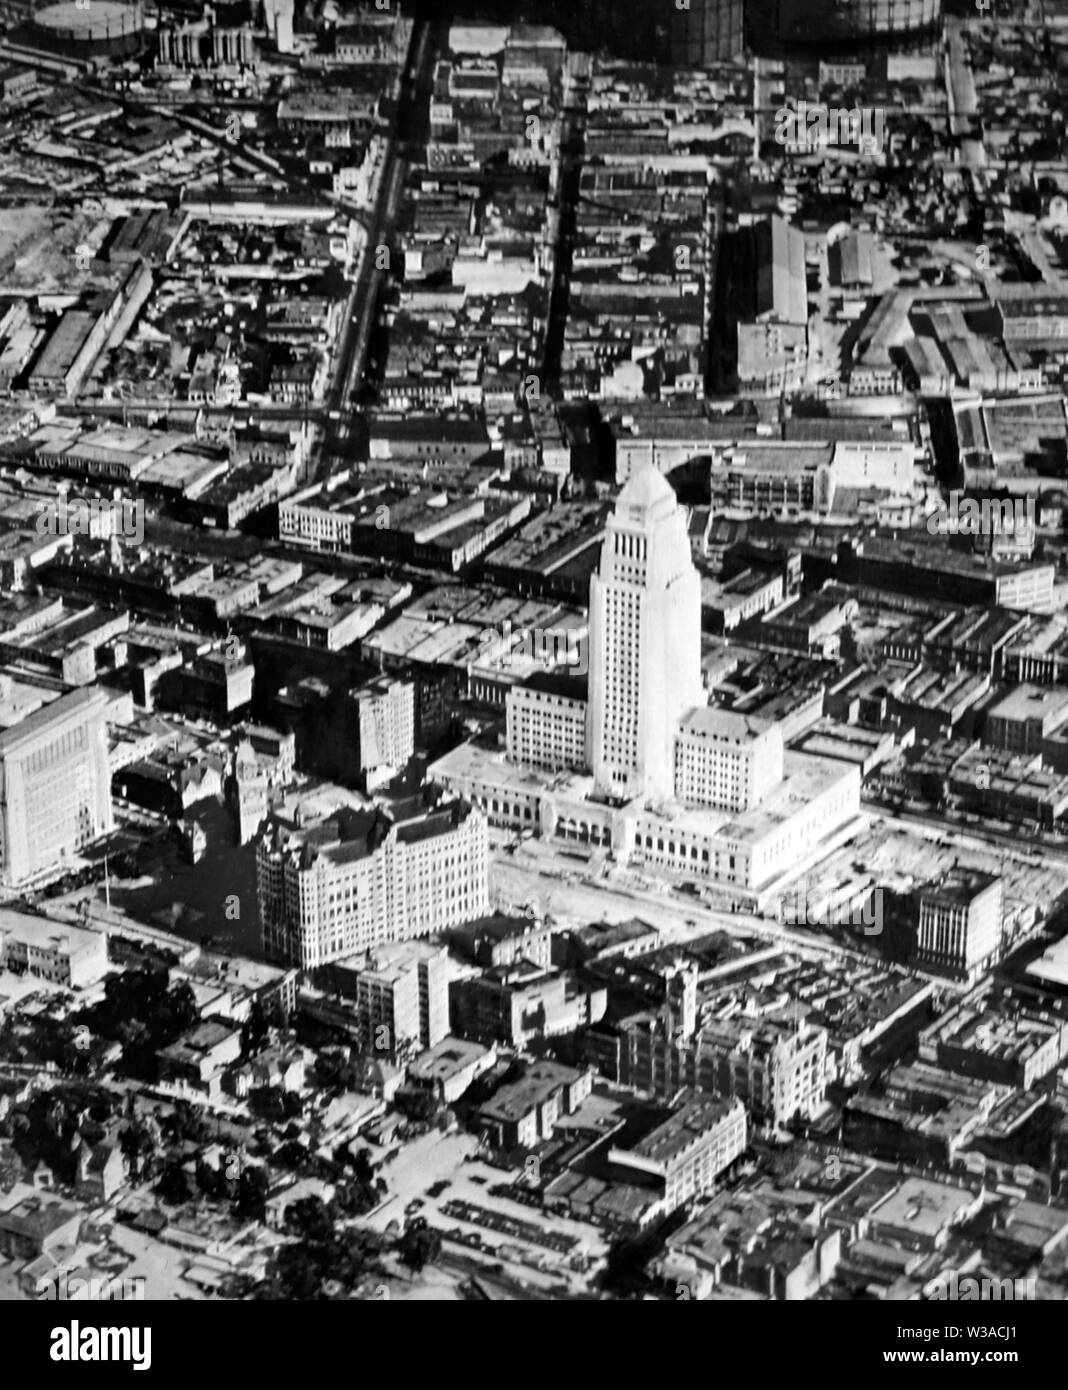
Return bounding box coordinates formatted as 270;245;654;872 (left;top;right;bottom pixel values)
408;1036;491;1084
615;1093;741;1169
987;682;1068;724
870;1177;976;1239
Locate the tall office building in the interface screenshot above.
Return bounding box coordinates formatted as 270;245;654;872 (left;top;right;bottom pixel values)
330;940;451;1056
0;689;113;887
586;466;703;803
672;0;745;65
916;871;1003;985
353;677;415;790
433;469;861;899
257;798;489;969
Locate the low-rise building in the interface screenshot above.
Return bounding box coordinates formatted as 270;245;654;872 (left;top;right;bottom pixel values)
407;1035;496;1104
918;986;1068;1088
451;962;607;1047
607;1092;747;1217
0;912;107;989
157;1020;242;1099
0;1186;82;1261
476;1061;594;1149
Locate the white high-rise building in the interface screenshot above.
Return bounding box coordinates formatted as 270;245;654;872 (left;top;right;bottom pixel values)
431;464;862;901
0;688;113;887
674;708;783;813
587;466;703;802
258;799;489;969
354;677;414;789
916;871;1003;984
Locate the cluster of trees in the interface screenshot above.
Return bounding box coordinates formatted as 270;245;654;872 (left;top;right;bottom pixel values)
331;1144;387;1217
245;1199;443;1299
254;1197;388;1299
398;1219;442;1275
313;1048;364;1093
240;1003;271;1060
393;1087;442;1124
76;969;198;1082
6;1083;118;1185
248;1087;303;1123
153;1157;268;1220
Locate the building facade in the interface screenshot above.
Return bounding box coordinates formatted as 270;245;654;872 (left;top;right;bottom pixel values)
257;799;489;969
608;1093;747;1216
506;680;587;773
0;688;113;886
673;708;783;813
916;871;1003;984
354;677;415;786
587;467;703;802
0;912;108;988
332;939;451;1055
589;1014;828;1125
671;0;744;63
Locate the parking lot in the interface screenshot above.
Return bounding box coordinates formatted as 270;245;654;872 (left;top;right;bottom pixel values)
356;1128;608;1292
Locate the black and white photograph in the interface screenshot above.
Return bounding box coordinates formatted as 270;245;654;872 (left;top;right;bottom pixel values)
0;0;1062;1357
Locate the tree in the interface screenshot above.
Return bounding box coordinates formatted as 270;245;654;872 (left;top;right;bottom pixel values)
165;1100;207;1145
252;1215;384;1300
196;1158;225;1199
156;981;198;1045
352;1148;375;1189
118;1121;156;1183
241;1002;270;1059
315;1048;357;1092
334;1180;375;1218
275;1138;310;1172
119;1020;158;1083
285;1196;334;1242
156;1160;193;1206
398;1225;442;1275
395;1087;439;1123
236;1166;268;1222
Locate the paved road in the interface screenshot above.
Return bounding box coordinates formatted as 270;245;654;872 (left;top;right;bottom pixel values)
540;57;587;394
862;796;1068;865
318;15;441;479
489;833;882;966
944;19;987;168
